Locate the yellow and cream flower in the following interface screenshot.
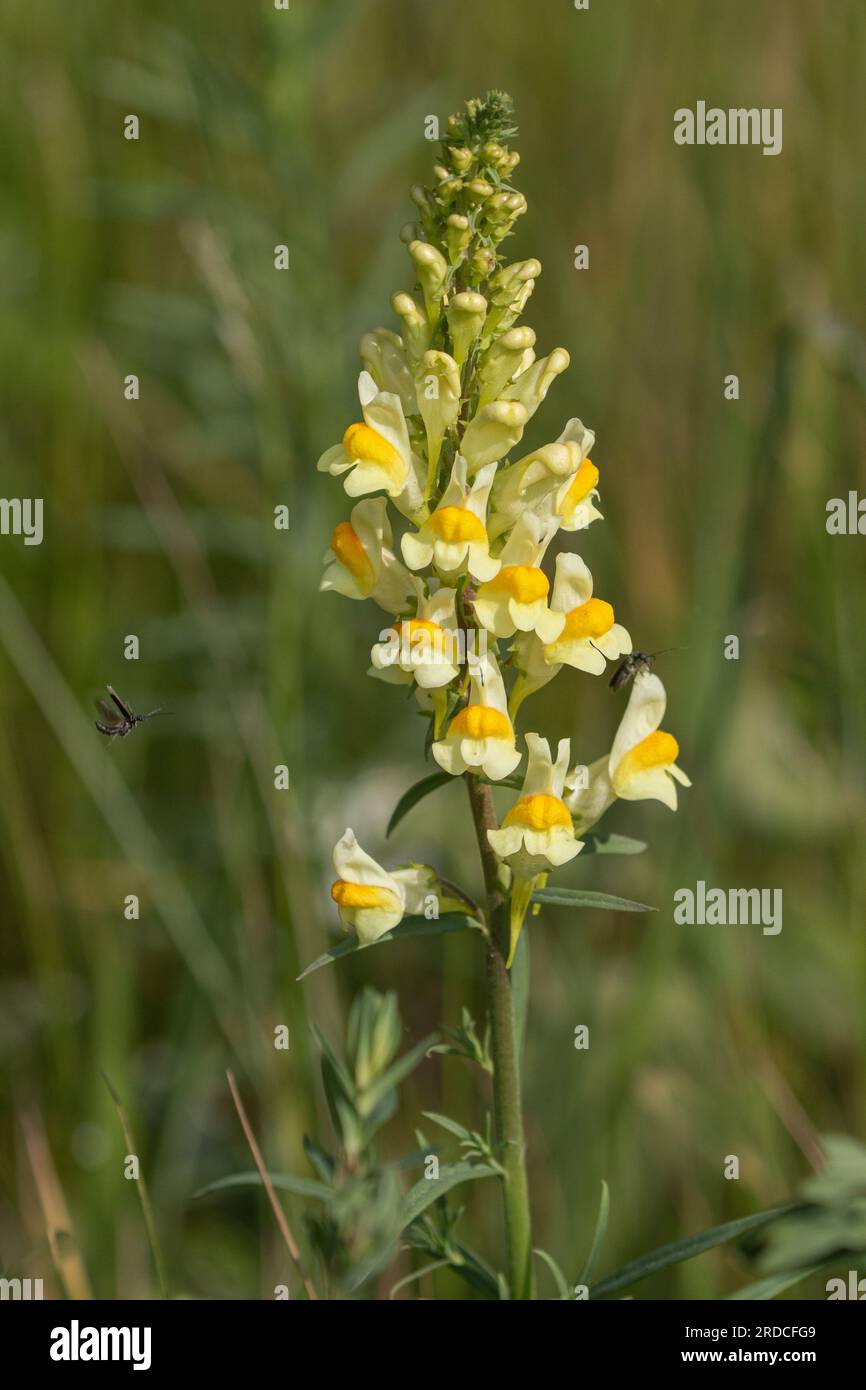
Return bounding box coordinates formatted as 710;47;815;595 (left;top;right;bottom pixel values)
317;371;424;516
551;452;603;532
330;829;440;944
369;584;461;689
487;734;583;966
564;674;691;828
608;671;690;810
432;652;521;781
320;497;416;613
510;553;631;716
488;418;595;541
401;457;500;583
472;513;564;643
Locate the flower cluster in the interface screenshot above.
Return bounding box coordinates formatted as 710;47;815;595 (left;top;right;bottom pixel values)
319;93;689;965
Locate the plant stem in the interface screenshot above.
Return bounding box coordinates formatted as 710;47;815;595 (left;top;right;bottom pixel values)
465;772;534;1299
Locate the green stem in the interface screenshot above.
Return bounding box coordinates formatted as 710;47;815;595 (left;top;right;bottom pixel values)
465;772;534;1299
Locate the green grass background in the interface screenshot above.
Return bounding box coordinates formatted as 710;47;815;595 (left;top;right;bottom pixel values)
1;0;865;1298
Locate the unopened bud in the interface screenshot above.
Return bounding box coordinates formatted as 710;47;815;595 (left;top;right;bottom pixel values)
445;213;471;262
449;145;474;175
408;240;449;324
392;290;430;366
447;291;487;366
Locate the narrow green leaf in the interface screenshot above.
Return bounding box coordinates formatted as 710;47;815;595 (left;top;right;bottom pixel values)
297;912;482;980
581;833;647;856
534;1247;571;1299
400;1160;500;1230
360;1034;437;1115
577;1180;610;1287
386;769;523;837
532;887;655;914
421;1111;473;1142
387;771;453;837
193;1170;332;1203
725;1265;821;1301
589;1204;799;1299
389;1259;452;1298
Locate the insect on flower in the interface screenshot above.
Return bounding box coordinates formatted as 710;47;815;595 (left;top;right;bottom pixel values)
607;647;687;692
93;685;170;738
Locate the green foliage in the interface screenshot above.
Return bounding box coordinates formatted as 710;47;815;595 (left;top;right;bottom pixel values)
297;911;483;979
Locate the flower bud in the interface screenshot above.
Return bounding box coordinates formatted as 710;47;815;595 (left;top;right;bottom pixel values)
461;399;528;473
436;176;464;204
447;291;488;367
408;240;449;325
465;177;494;204
392;290;430;366
399;221;419;244
415;350;461;474
503;348;570;420
470;247;496;281
445;213;471;262
487;258;542;305
477;325;536;405
449;145;474;175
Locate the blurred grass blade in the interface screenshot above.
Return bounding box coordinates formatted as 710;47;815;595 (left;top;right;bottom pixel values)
577;1180;610;1287
193;1171;333;1202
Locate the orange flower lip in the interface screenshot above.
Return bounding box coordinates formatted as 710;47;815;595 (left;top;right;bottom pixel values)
557;458;599;516
342;422;404;482
613;730;680;791
449;705;513;741
330;521;375;589
331;880;399;910
503;793;573;832
552;597;614;643
387;617;447;653
483;564;549;604
429;505;487;543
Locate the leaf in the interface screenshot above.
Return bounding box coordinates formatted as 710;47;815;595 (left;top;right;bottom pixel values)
386;771;453;836
532;887;656;914
534;1247;571;1299
421;1111;474;1142
297;912;482;980
725;1266;821;1300
577;1180;610;1287
192;1170;333;1203
400;1160;500;1230
386;769;523;837
589;1204;798;1299
389;1259;452;1299
580;833;647;856
360;1035;437;1116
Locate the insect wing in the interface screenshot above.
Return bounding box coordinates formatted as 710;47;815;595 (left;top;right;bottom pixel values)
94;696;125;729
107;686;135;721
